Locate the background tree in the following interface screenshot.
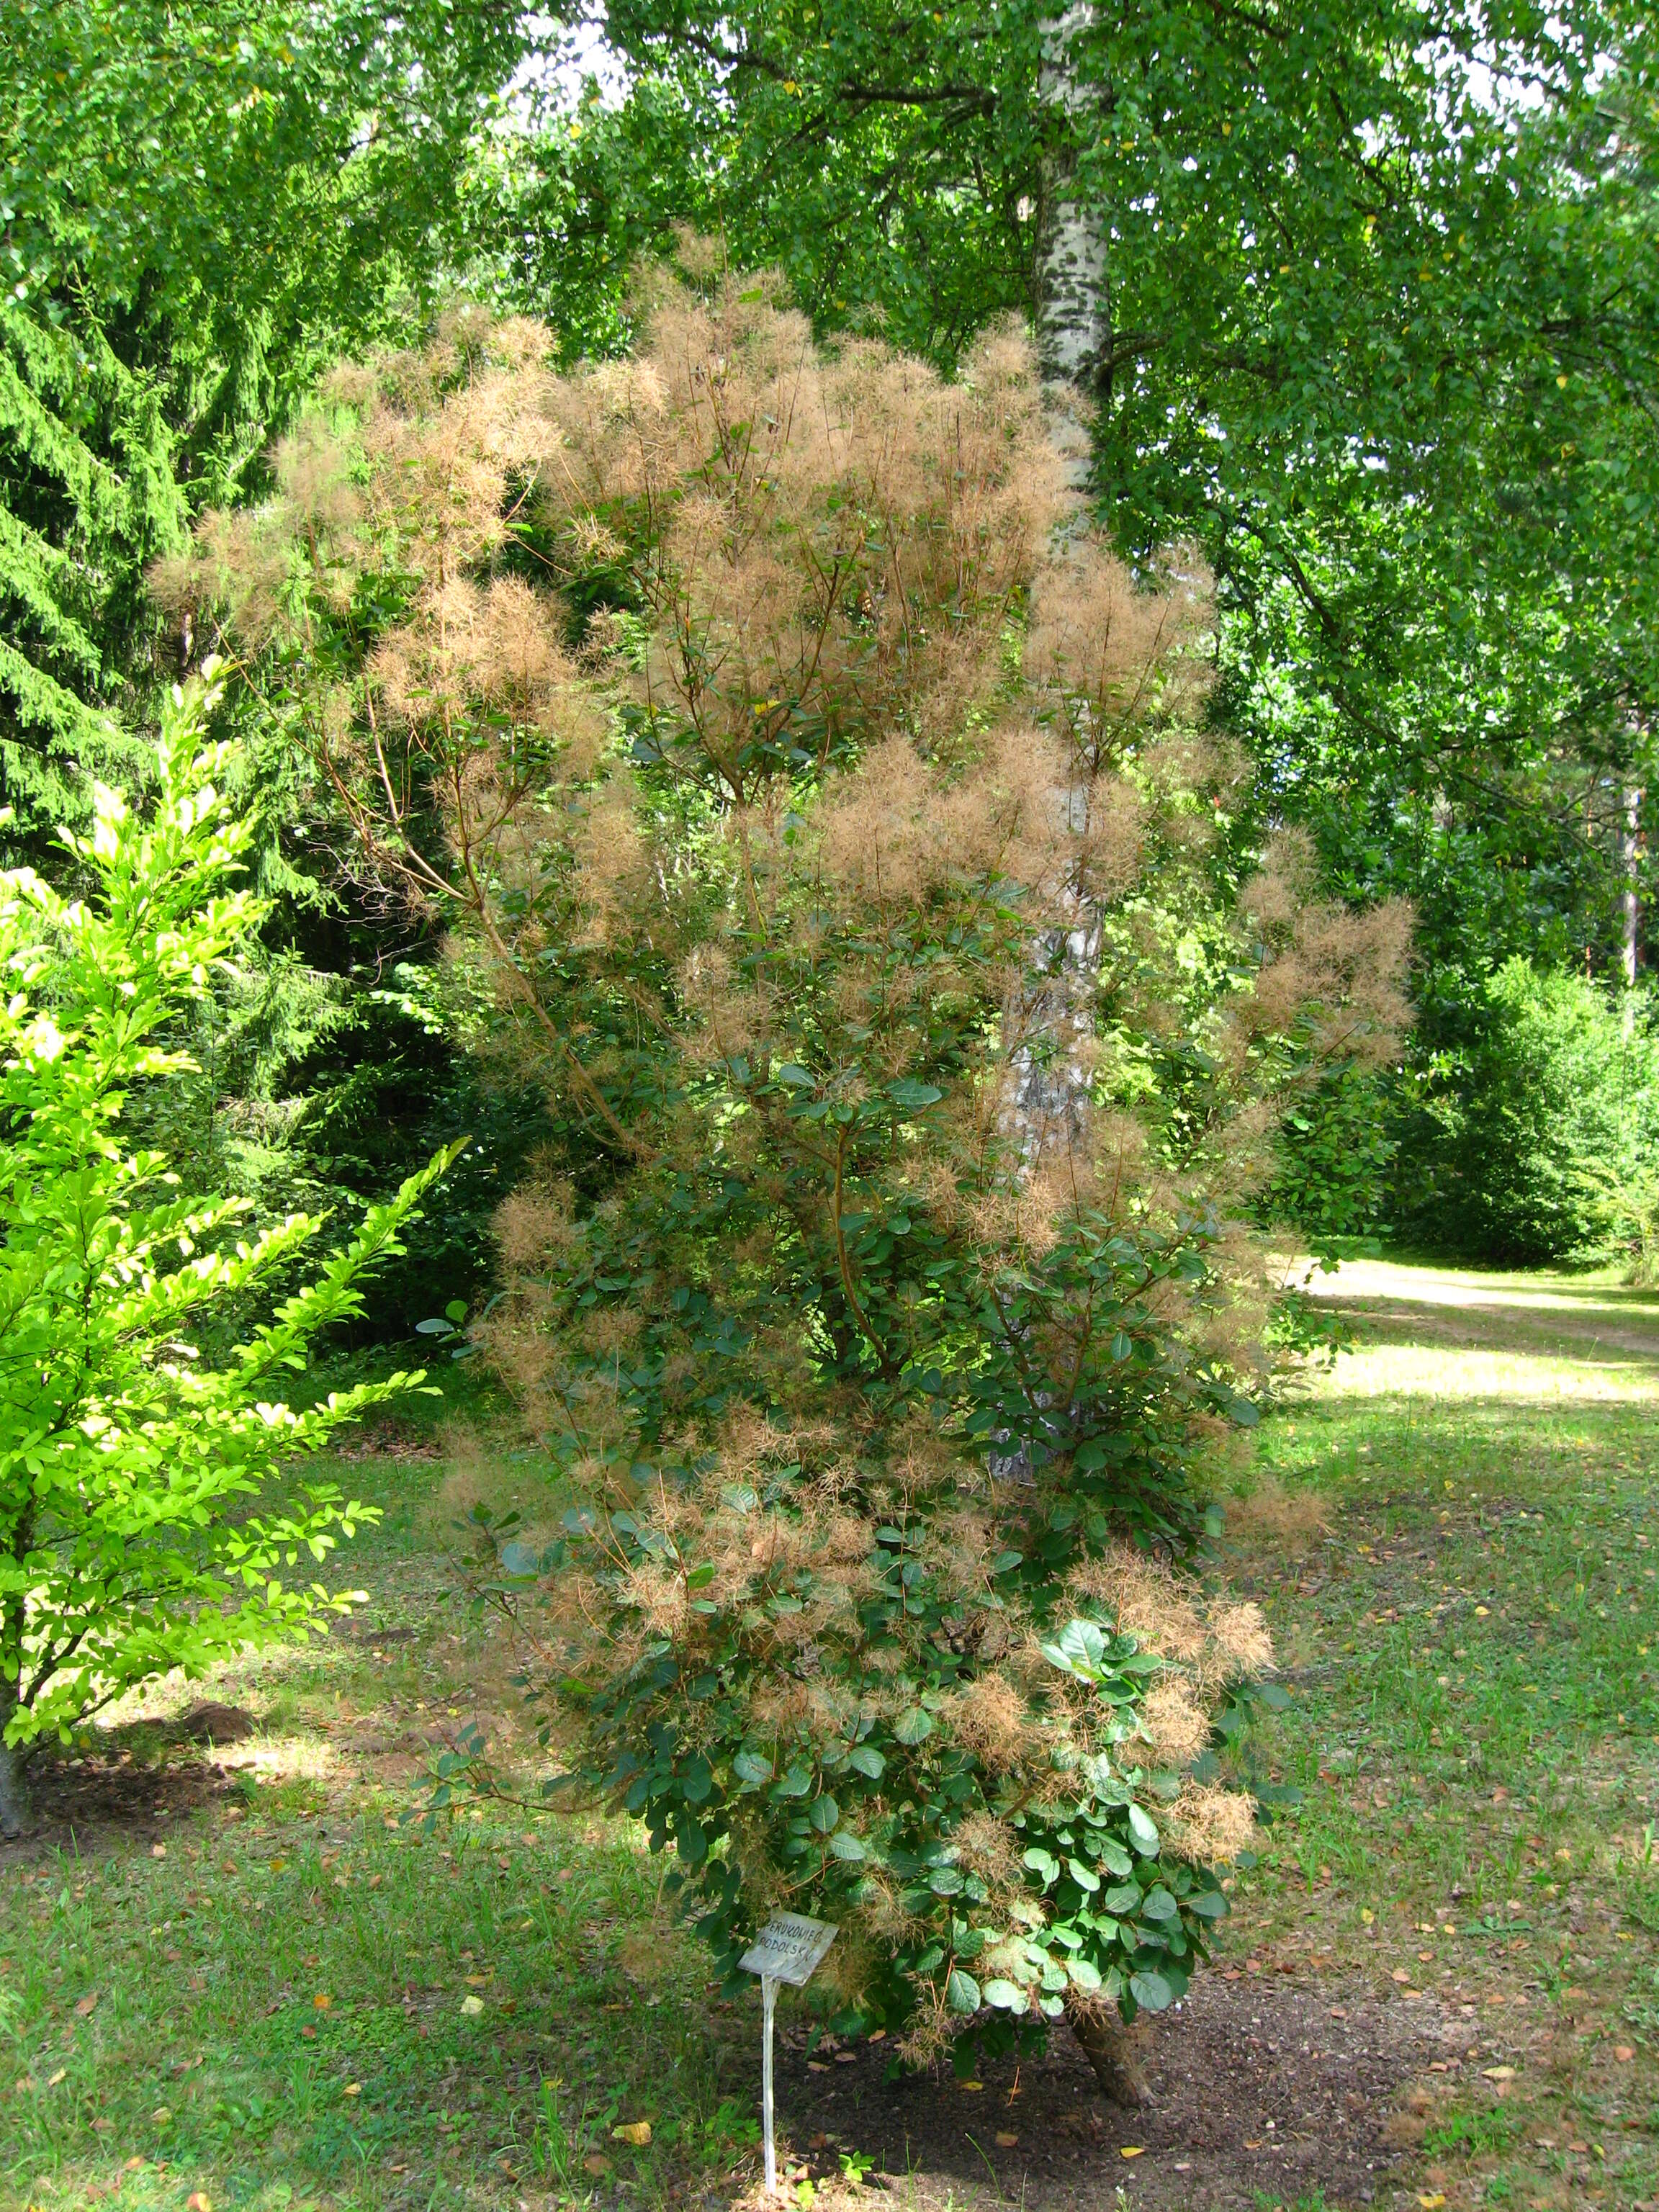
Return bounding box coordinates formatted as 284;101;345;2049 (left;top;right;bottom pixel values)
0;0;523;840
486;4;1659;1252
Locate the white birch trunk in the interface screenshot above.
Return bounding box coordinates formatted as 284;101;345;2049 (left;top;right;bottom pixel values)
1025;9;1151;2114
1622;784;1641;991
1006;3;1112;1162
1035;4;1111;400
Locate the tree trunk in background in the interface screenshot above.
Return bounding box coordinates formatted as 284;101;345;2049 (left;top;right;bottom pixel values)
1622;785;1642;990
1007;0;1110;1165
1035;4;1109;400
0;1673;27;1838
1033;4;1159;2113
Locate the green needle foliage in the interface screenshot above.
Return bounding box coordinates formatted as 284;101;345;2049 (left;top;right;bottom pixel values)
0;0;523;837
0;670;459;1824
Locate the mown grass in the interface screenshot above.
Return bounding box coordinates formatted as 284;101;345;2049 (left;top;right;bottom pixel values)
3;1269;1658;2212
0;1429;761;2212
1224;1267;1659;2208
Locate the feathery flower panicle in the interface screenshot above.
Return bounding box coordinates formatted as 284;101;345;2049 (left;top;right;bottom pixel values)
169;253;1412;2067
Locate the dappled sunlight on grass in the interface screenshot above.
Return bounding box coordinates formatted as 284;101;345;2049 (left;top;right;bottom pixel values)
1308;1340;1659;1401
1295;1253;1659;1401
1301;1256;1659;1317
1221;1258;1659;2211
6;1267;1659;2211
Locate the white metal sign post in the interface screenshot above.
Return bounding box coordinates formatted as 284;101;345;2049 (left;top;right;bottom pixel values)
739;1913;838;2196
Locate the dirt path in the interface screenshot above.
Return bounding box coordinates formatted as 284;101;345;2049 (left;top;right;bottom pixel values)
1299;1256;1659;1364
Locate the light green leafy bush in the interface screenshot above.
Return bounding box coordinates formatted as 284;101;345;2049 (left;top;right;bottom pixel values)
0;672;456;1825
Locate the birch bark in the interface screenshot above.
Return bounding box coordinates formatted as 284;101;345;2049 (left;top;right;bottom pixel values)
1028;1;1154;2111
1622;783;1642;991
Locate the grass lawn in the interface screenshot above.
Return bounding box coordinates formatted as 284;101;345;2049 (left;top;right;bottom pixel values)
2;1262;1658;2212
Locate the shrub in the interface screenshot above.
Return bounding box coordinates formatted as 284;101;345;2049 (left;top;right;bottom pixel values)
168;267;1406;2082
0;673;457;1832
1261;1061;1398;1251
1394;957;1659;1264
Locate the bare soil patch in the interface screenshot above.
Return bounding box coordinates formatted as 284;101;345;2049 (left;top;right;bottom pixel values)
768;1973;1461;2208
0;1738;244;1865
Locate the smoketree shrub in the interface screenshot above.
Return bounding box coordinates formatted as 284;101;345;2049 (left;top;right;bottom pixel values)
0;673;457;1829
168;270;1405;2066
1395;958;1659;1264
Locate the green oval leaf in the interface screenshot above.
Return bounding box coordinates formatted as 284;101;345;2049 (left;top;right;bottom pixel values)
1127;1803;1161;1854
1129;1969;1174;2013
981;1979;1028;2013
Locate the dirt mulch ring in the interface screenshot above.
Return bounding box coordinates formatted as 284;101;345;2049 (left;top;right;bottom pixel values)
0;1717;253;1863
766;1975;1486;2209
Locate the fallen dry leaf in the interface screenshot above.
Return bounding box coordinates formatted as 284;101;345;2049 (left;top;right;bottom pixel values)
1120;2146;1144;2159
48;2069;66;2088
1482;2066;1516;2083
313;1993;333;2011
343;2083;361;2098
1615;2045;1635;2062
150;1844;166;1860
1391;1968;1412;1984
151;2106;172;2126
584;2155;613;2177
612;2121;652;2147
186;2195;211;2212
994;2133;1018;2148
1418;2196;1447;2209
460;1995;485;2018
74;1993;98;2017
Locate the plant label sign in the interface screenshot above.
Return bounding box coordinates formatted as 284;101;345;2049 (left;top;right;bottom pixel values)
740;1912;838;1988
741;1915;837;2195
